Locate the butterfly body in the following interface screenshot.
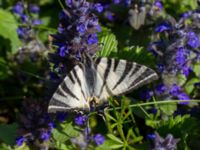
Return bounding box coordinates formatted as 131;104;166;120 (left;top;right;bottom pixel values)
48;54;158;113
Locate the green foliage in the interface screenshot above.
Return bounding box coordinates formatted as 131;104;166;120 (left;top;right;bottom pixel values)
97;28;118;57
0;9;21;53
0;123;18;145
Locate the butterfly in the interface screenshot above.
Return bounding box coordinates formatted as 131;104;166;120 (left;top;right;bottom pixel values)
48;53;158;113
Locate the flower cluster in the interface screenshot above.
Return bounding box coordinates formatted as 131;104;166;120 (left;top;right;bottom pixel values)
16;99;54;148
145;10;200;102
13;2;42;42
50;0;101;75
94;0;163;30
70;114;105;148
13;2;45;63
148;132;180;150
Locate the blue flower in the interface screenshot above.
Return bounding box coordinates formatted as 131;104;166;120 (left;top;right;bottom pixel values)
16;136;25;146
187;31;200;48
29;4;40;13
176;47;187;67
139;89;153;100
105;11;114;21
17;27;25;37
56;112;67;122
87;34;98;45
93;3;104;13
93;134;105;146
155;22;171;33
20;14;29;23
155;84;167;96
40;132;50;141
77;23;87;34
169;84;181;96
147;40;165;56
32;19;42;25
65;0;72;7
177;92;190;104
147;134;156;140
180;11;192;19
125;0;131;6
13;2;24;15
75;115;88;126
59;46;68;57
113;0;121;4
157;64;165;73
182;65;191;76
153;1;163;10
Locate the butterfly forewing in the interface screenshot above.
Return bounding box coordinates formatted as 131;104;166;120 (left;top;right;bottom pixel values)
94;58;158;97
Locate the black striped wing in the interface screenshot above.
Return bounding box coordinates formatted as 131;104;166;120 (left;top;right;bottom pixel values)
48;56;158;113
48;65;90;113
94;57;158;100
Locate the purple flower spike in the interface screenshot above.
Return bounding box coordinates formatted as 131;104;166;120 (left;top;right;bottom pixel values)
93;134;105;146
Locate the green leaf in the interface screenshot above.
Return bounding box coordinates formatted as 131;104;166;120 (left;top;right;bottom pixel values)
0;57;10;80
62;122;80;137
96;139;123;150
107;134;123;144
0;123;18;145
52;128;69;143
118;46;143;61
54;141;72;150
185;78;200;94
97;32;118;57
159;103;177;116
0;9;21;53
15;143;30;150
177;74;187;86
193;63;200;77
39;0;54;5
